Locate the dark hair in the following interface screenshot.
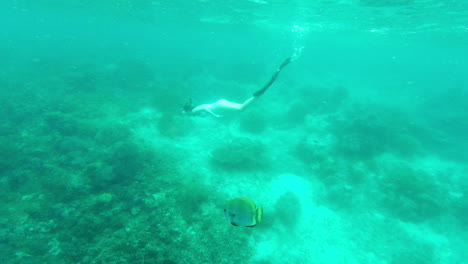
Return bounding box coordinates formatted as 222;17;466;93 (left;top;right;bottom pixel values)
183;98;194;113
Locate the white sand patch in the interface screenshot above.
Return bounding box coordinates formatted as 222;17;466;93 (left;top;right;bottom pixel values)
250;173;360;263
260;173;315;206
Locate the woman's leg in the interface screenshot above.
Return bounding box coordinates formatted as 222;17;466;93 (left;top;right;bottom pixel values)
239;97;257;111
216;98;257;111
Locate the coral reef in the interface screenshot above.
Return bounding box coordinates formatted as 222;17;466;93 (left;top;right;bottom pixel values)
0;88;254;263
389;241;435;264
286;101;309;124
378;161;446;222
157;113;193;138
294;133;332;165
331;110;391;159
330;104;423;160
211;137;268;170
95;123;132;147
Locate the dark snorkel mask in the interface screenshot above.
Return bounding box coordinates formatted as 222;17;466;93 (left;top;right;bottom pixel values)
183;98;194;114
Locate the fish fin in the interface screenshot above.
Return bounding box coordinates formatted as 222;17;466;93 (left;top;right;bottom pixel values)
256;205;263;224
246;224;256;228
231;222;238;226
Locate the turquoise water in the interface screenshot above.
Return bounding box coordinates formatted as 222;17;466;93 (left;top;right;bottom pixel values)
1;1;467;263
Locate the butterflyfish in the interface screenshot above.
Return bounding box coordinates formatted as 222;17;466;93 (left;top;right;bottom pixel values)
224;197;263;227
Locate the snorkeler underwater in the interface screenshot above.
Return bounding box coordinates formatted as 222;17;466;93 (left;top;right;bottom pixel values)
183;57;292;118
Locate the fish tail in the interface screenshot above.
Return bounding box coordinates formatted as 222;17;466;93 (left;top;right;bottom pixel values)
256;205;263;224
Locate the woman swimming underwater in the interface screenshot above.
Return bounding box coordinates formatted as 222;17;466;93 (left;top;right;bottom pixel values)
183;57;292;118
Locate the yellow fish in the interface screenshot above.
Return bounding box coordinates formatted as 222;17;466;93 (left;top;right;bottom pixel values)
224;197;263;227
